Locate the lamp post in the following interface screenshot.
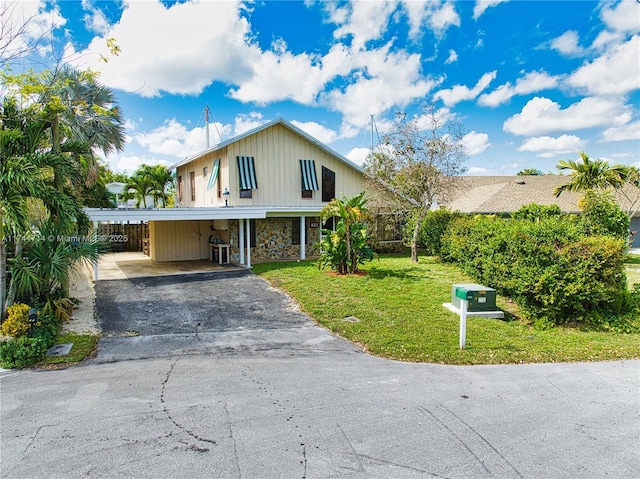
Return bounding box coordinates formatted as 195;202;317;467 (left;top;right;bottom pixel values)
223;187;230;207
28;308;38;337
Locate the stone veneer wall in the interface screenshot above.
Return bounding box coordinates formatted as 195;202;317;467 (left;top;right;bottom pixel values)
228;217;322;263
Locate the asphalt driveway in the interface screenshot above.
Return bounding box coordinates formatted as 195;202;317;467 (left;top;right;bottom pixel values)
94;269;359;362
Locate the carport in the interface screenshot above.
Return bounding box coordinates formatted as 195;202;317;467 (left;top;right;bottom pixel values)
85;205;322;280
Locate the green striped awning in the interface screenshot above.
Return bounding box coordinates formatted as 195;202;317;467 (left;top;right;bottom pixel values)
237;156;258;189
207;159;220;190
300;159;319;191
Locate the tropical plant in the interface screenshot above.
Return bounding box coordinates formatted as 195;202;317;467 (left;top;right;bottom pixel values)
123;170;153;208
0;98;90;316
554;152;629;197
139;164;173;207
9;220;106;315
317;192;375;274
2;67;125;196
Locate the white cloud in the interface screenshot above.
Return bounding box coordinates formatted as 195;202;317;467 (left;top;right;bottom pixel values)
322;45;442;133
503;96;632;136
345;147;370;166
478;70;559;107
517;134;584;158
134;119;208;158
291;120;338;144
426;1;460;37
473;0;508;20
550;30;585;57
462;131;491;155
601;0;640;34
112;155;170;175
444;49;458;64
81;0;111;35
600;121;640;142
332;0;398;50
1;0;66;60
566;35;640;96
65;0;258;97
232;112;266;136
435;71;496;106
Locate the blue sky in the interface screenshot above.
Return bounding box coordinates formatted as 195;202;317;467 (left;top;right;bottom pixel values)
6;0;640;175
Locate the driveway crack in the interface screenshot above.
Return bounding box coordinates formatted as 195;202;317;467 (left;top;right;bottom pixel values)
160;359;217;448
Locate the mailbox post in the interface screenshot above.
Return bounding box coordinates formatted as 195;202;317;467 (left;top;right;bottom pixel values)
454;288;473;349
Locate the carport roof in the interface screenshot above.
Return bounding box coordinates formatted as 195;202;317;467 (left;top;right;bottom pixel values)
85;206;324;222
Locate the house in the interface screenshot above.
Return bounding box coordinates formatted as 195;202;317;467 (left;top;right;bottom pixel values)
440;175;640;247
86;118;369;267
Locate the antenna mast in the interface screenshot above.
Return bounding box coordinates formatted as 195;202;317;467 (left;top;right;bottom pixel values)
205;105;211;149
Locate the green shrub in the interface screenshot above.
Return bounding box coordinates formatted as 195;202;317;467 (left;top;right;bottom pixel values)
0;303;31;337
0;337;48;369
512;203;562;221
441;211;631;327
406;209;463;255
579;190;629;239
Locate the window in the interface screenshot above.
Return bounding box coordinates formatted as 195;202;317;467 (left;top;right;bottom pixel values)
250;219;256;247
300;159;318;199
189;171;195;201
217;173;222;199
376;214;404;241
322;166;335;202
203;166;208;178
177;175;183;203
239;189;252;198
292;218;300;245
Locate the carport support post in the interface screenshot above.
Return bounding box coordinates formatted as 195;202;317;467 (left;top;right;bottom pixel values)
459;299;467;349
246;218;251;268
93;221;99;281
300;216;306;260
239;218;245;265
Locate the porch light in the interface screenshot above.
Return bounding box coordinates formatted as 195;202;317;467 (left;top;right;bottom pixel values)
223;187;230;207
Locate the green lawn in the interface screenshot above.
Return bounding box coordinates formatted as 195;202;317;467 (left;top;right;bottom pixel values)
253;255;640;365
35;333;98;368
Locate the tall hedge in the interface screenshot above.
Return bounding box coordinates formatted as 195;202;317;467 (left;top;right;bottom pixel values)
441;214;630;326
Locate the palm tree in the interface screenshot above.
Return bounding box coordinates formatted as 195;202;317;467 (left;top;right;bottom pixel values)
2;67;126;195
554;152;629;197
139;164;173;207
123;173;152;208
0;98;89;315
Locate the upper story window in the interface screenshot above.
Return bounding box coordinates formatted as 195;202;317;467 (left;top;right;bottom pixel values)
300;159;318;200
322;166;335;202
203;166;208;178
207;159;221;199
177;175;183;204
189;171;196;201
237;156;258;199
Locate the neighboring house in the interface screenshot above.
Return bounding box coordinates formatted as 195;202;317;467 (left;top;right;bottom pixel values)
87;118;369;266
440;175;640;247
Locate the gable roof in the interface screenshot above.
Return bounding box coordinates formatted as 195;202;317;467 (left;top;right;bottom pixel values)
171;117;364;174
442;176;583;214
442;175;639;215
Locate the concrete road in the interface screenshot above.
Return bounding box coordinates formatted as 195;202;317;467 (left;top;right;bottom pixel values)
1;353;638;478
1;272;639;478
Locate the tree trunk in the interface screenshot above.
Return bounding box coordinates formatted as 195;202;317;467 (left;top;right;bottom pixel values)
4;238;23;311
411;207;429;263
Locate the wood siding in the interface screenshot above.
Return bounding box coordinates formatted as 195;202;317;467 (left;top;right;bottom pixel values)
149;220;213;261
176;123;365;208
